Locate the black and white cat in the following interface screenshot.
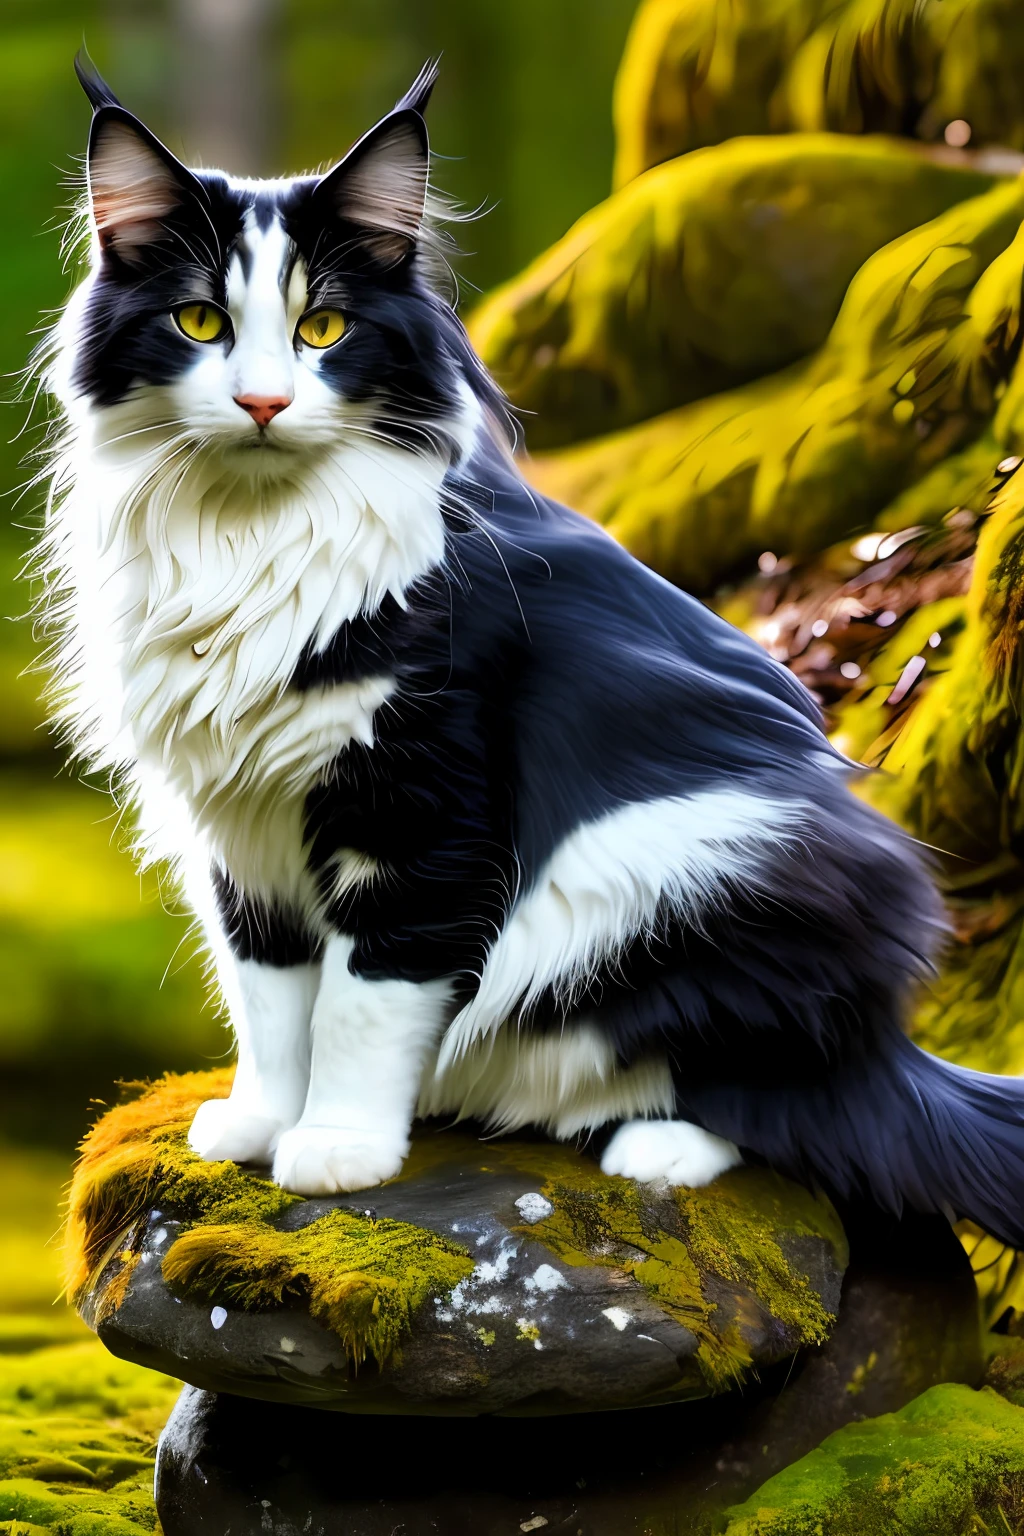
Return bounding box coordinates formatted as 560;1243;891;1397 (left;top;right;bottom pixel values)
39;57;1024;1242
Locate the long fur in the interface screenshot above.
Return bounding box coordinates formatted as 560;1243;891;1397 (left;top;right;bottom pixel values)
35;60;1024;1234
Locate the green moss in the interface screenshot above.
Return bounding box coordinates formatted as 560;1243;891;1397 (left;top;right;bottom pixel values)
66;1073;474;1368
0;1340;179;1429
0;1325;177;1536
873;432;1004;533
721;1383;1024;1534
470;133;995;450
614;0;1024;183
0;1474;158;1535
162;1206;474;1367
527;178;1024;593
513;1162;845;1392
611;0;833;184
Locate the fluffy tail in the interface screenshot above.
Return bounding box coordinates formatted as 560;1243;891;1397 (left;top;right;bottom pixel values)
678;1031;1024;1249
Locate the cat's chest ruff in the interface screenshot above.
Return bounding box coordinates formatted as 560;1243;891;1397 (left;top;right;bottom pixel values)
156;665;397;906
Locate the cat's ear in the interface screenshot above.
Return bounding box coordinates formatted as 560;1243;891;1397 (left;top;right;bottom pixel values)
74;49;123;112
83;85;208;268
313;61;439;268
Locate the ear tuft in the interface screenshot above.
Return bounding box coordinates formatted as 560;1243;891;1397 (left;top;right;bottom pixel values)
87;108;206;267
395;58;440;118
74;49;123;112
316;110;429;268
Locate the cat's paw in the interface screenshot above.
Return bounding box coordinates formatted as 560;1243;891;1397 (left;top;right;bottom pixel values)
188;1097;288;1166
272;1124;409;1194
600;1120;742;1188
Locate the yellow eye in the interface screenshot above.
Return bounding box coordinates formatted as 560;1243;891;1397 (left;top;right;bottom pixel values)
175;303;228;343
297;309;346;349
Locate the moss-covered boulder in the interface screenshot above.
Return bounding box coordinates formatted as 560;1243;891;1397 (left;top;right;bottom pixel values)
720;1383;1024;1534
469;134;995;449
612;0;1024;184
611;0;832;184
150;1217;983;1535
67;1071;847;1415
525;177;1024;591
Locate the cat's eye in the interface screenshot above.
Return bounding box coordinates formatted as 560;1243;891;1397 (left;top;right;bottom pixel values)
296;309;346;349
175;303;229;344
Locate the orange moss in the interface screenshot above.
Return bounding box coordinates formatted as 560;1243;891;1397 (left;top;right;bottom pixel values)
64;1067;236;1301
64;1071;474;1368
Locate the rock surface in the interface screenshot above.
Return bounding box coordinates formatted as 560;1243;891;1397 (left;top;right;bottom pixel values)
153;1212;983;1535
71;1073;847;1415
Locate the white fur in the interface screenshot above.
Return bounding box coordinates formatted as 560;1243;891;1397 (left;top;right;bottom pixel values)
438;788;812;1067
43;211;476;910
189;959;320;1164
273;936;454;1194
223;216;306;406
419;1022;675;1138
42;206;478;1196
600;1120;742;1187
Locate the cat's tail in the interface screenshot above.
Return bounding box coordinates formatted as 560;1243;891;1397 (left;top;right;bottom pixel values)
678;1029;1024;1248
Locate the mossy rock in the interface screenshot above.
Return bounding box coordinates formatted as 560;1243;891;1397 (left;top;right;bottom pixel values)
68;1071;846;1416
151;1210;982;1533
526;177;1024;592
612;0;1024;184
469;133;995;450
611;0;832;184
720;1382;1024;1534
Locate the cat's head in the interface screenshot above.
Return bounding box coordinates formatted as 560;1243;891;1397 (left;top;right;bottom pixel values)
57;56;505;480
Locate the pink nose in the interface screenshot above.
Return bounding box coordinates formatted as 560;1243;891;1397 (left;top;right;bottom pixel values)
234;394;291;429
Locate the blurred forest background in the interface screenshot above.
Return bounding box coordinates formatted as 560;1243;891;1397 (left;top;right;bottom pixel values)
0;0;638;1157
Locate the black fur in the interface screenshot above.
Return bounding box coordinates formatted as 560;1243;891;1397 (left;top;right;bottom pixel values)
72;63;508;448
71;59;1024;1246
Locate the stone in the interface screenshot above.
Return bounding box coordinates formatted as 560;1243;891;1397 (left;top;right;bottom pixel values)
153;1211;982;1536
70;1071;847;1415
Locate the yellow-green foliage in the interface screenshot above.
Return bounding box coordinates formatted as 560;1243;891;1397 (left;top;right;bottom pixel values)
0;772;212;1088
721;1383;1024;1534
65;1072;475;1367
527;178;1024;592
869;469;1024;864
471;134;993;450
513;1157;846;1392
872;430;1003;533
613;0;1024;184
853;469;1024;1077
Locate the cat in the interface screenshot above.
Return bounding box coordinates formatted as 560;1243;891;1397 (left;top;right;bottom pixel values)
37;54;1024;1244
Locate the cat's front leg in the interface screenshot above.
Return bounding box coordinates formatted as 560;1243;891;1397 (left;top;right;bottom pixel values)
189;957;320;1166
273;936;452;1195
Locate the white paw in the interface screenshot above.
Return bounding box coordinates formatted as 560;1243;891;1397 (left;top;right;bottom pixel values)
187;1098;289;1165
272;1124;409;1195
600;1119;742;1188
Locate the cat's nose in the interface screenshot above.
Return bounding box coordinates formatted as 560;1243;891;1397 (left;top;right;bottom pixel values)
234;394;292;429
